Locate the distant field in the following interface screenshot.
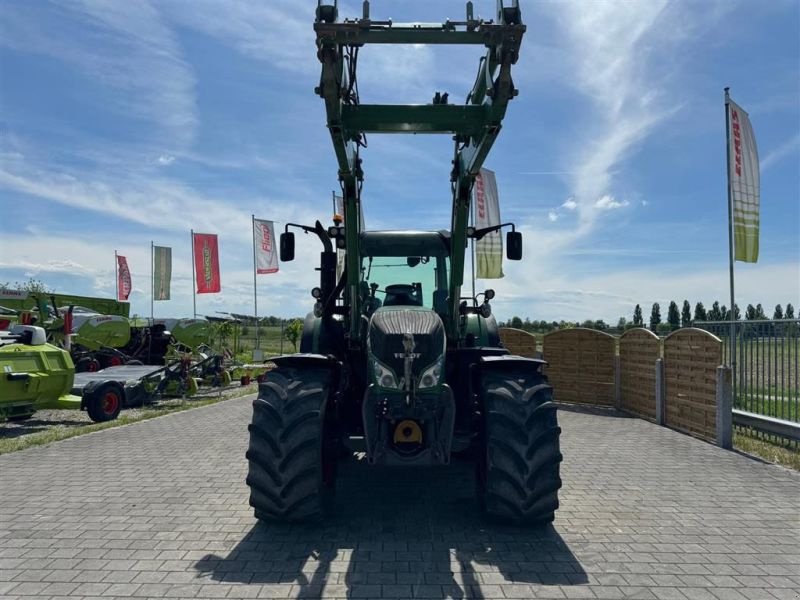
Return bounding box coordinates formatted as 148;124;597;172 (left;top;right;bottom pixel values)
235;325;297;359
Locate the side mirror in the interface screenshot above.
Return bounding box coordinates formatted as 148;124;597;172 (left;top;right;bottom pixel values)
280;232;295;262
506;230;522;260
406;256;420;268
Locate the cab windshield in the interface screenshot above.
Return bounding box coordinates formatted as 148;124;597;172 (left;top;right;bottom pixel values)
361;256;448;309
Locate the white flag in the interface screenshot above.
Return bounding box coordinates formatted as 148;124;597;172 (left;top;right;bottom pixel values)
727;99;760;263
473;168;504;279
253;218;279;274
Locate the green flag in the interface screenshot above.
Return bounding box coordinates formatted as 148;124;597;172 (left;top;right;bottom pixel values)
153;246;172;301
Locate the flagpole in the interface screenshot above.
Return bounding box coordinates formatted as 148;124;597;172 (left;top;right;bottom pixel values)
150;241;154;323
191;229;197;319
114;250;118;301
252;215;259;350
724;87;737;394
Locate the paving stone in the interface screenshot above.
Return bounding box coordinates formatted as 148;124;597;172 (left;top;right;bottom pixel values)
0;397;798;600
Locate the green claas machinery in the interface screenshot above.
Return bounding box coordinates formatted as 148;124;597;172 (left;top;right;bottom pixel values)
246;1;562;524
1;325;123;422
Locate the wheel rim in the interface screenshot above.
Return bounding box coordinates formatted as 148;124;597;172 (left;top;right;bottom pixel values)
109;356;122;366
102;392;119;415
88;361;99;372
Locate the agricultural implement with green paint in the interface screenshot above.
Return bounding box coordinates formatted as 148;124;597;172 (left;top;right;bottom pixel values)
0;325;124;422
245;1;562;525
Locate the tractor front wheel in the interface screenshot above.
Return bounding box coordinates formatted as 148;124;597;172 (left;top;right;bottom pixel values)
477;368;562;525
246;366;337;522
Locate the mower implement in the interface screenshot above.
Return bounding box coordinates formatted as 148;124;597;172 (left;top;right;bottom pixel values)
245;1;562;525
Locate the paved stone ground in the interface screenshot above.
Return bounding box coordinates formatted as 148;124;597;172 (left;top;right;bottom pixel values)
1;397;798;600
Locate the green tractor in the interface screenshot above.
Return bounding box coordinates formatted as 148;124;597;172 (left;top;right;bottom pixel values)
246;1;562;524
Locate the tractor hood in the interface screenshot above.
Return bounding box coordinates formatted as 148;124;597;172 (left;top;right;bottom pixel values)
367;306;445;390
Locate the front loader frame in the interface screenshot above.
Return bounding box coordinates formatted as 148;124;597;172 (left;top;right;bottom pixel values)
314;1;525;342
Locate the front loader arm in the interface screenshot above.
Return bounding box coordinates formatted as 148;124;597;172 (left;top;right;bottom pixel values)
314;1;525;343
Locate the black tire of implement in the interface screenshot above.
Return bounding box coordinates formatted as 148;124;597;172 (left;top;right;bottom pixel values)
477;369;563;525
245;366;334;522
85;382;123;422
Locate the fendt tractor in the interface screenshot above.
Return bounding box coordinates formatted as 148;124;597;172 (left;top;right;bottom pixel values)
246;1;563;524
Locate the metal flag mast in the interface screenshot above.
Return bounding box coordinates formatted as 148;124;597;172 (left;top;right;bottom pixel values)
724;87;737;395
150;241;154;322
190;229;197;319
251;214;259;349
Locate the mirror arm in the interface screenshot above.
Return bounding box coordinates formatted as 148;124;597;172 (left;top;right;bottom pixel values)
471;222;515;240
284;221;333;252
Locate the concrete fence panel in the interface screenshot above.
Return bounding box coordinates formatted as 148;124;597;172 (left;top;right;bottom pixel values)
664;328;723;441
543;328;616;405
619;328;661;420
498;327;537;358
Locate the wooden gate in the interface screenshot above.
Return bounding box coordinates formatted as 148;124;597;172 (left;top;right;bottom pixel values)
619;328;660;420
664;328;722;441
543;328;616;405
498;327;537;358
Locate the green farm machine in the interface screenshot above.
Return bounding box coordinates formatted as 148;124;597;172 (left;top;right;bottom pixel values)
246;1;562;524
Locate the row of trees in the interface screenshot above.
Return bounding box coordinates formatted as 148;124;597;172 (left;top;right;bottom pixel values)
501;300;797;336
631;301;796;334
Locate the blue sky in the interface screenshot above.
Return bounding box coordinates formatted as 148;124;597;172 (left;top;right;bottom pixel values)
1;0;798;323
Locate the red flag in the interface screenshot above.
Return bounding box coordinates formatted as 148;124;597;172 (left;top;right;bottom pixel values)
193;233;221;293
116;255;132;300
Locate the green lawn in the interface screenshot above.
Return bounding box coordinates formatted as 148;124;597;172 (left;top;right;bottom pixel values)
0;385;258;455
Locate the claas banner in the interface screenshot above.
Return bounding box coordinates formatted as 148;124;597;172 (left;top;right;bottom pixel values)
193;232;221;294
116;255;131;301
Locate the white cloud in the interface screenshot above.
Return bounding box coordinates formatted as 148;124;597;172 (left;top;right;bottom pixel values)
157;154;175;166
2;1;197;147
761;133;800;171
547;211;559;222
594;195;629;211
163;1;315;74
526;1;689;237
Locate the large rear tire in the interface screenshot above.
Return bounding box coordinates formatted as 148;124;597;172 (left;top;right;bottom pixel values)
245;366;336;522
477;369;562;525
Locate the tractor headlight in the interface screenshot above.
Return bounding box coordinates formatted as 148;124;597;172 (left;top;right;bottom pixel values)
418;359;443;389
373;360;400;389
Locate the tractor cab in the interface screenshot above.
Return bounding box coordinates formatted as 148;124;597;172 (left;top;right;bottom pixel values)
359;230;450;318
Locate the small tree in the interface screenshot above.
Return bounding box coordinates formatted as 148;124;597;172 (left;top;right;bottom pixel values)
632;304;643;327
284;318;303;352
681;300;692;328
755;303;766;319
2;277;53;293
667;301;681;331
774;304;784;320
733;303;741;320
649;302;661;332
510;316;523;329
745;303;756;320
786;303;795;319
617;316;628;330
693;302;707;322
709;301;721;321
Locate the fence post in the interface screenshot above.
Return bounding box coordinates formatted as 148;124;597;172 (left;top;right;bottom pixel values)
655;358;665;426
613;355;621;410
716;365;733;449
